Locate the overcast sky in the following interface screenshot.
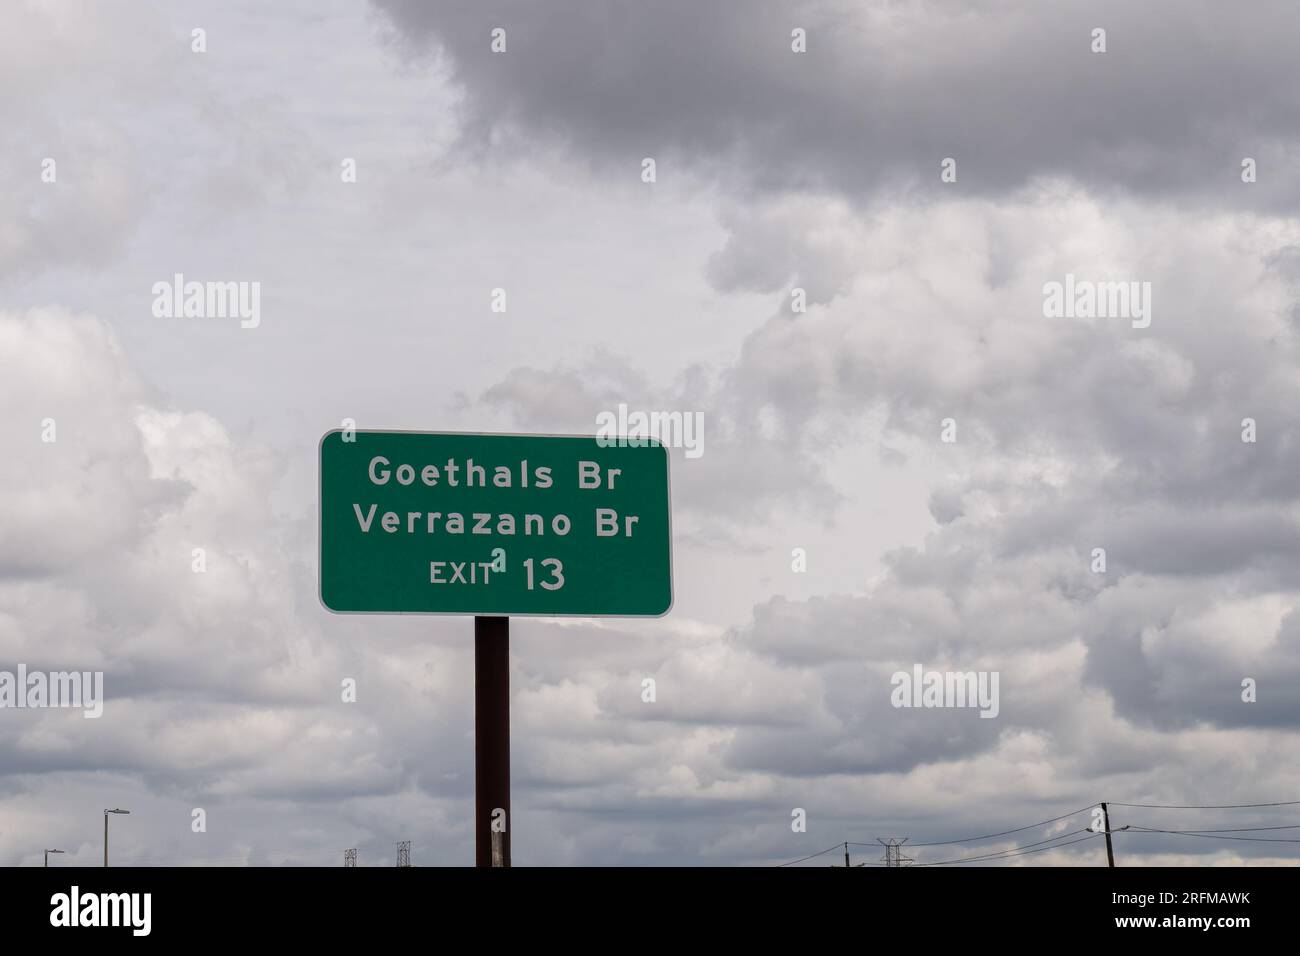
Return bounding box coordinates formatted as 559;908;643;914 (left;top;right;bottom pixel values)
3;0;1300;867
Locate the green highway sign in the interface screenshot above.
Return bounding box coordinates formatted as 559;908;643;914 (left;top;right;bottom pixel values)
319;430;673;616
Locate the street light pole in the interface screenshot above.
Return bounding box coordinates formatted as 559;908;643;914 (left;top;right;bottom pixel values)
45;849;64;867
103;809;130;867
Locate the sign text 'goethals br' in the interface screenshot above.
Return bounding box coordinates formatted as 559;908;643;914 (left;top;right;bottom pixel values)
320;431;672;616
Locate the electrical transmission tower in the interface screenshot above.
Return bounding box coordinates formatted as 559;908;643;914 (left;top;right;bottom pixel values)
344;848;358;867
397;841;411;867
877;838;913;867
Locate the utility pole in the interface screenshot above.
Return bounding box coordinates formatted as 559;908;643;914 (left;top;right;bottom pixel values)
397;841;411;867
1100;802;1115;868
344;848;357;867
831;842;865;867
45;849;64;867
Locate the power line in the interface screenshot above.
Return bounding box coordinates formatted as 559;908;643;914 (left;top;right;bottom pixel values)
781;819;1103;868
778;843;845;867
850;803;1098;848
915;831;1102;866
919;828;1092;865
1109;800;1300;809
1126;827;1300;844
781;802;1103;867
1128;823;1300;833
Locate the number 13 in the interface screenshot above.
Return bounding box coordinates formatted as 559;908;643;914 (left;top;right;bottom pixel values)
523;557;564;591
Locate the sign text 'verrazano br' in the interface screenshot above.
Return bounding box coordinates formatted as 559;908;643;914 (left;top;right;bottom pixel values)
320;430;672;616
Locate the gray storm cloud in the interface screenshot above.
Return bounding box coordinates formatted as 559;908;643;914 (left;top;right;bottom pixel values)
374;0;1300;210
